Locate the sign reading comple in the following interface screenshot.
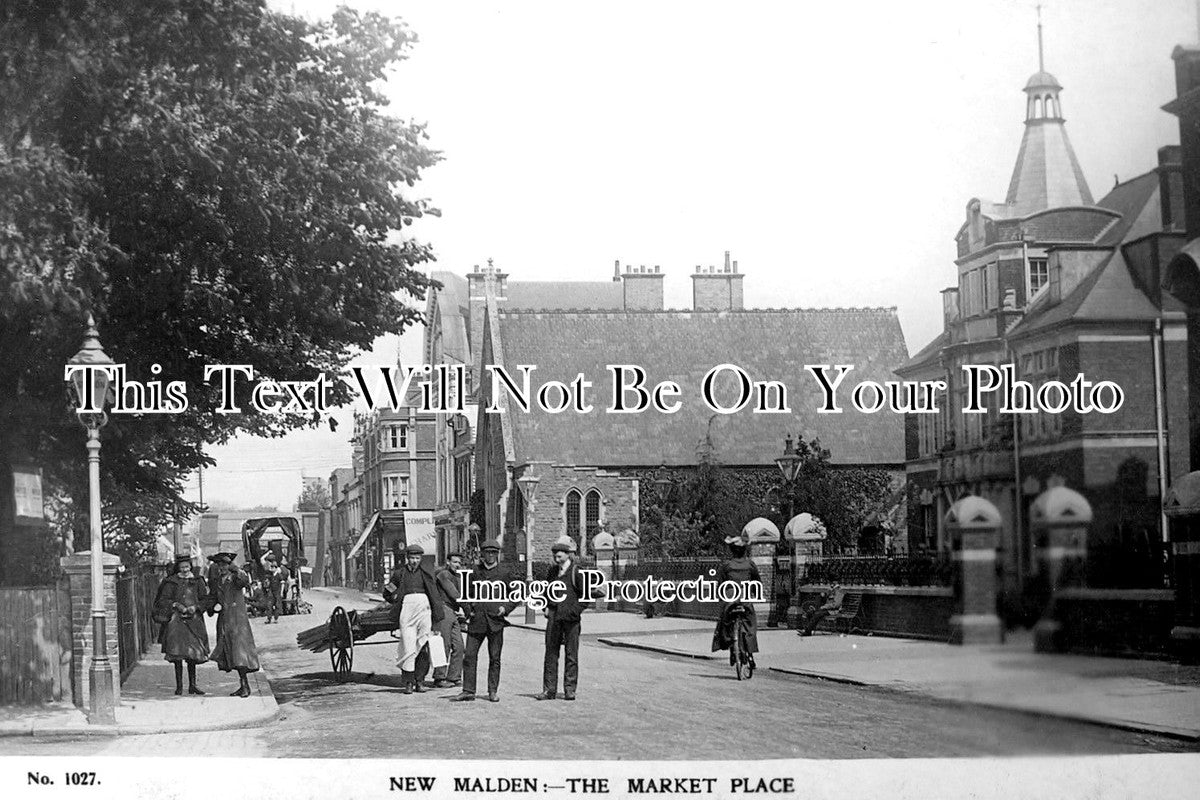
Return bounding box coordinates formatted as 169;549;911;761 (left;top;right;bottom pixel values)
403;510;436;552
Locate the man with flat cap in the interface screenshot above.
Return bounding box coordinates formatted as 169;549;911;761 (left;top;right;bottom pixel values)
536;536;588;701
452;539;519;703
383;543;444;694
431;551;465;688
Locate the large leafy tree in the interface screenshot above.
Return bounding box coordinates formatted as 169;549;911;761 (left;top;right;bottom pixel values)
0;1;439;579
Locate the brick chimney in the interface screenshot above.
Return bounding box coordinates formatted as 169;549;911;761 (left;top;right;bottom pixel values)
615;260;665;310
1158;145;1184;233
691;250;744;311
467;259;508;361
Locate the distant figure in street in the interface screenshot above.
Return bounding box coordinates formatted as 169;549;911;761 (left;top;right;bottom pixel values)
536;536;588;701
153;555;210;696
452;539;519;703
799;583;845;636
383;544;444;694
263;555;281;624
355;566;367;592
710;532;761;666
431;552;465;688
208;552;260;697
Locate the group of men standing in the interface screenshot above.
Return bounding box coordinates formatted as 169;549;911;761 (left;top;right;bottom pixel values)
381;534;588;702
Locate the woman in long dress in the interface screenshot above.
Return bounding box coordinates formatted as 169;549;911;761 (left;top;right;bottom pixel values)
207;552;260;697
153;555;210;695
710;532;761;664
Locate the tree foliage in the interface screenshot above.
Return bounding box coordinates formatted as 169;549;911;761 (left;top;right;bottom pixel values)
295;481;331;512
634;431;897;556
0;1;439;575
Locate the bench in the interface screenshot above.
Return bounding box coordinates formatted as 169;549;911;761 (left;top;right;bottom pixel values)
833;593;863;634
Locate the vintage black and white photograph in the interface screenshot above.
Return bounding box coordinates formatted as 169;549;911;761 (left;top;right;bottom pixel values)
2;0;1200;797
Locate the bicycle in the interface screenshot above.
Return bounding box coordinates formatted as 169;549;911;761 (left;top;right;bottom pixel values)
726;603;755;681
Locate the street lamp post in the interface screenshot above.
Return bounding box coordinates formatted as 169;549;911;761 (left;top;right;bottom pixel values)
65;314;116;725
774;434;803;522
516;471;540;624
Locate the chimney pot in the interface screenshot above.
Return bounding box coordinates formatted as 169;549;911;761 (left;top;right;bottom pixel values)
654;265;660;273
732;260;738;273
724;250;731;271
696;265;701;273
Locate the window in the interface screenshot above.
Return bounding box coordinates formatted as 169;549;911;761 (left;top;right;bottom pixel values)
585;490;602;540
982;263;995;310
1029;258;1049;296
384;475;410;508
387;424;408;450
565;490;581;543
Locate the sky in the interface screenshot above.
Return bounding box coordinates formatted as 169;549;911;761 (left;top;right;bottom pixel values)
183;0;1197;512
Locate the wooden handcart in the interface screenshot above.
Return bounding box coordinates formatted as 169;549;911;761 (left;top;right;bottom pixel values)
295;602;398;678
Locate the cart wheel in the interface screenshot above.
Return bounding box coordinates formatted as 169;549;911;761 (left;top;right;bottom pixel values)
328;606;354;678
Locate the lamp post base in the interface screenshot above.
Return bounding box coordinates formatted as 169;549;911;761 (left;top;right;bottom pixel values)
88;615;117;725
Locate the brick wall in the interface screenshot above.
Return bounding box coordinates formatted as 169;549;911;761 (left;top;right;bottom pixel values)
61;552;121;709
1052;588;1175;656
517;465;638;560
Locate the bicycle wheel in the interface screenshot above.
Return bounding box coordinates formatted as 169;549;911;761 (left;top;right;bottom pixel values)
740;623;754;680
732;620;746;681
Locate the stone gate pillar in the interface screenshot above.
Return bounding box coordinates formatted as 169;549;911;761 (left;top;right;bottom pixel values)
1030;486;1093;653
60;551;122;710
1165;471;1200;664
784;513;826;628
945;496;1003;645
591;530;615;611
741;517;781;628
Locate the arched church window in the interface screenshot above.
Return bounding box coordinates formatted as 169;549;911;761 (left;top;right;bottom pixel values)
565;490;581;542
585;489;602;540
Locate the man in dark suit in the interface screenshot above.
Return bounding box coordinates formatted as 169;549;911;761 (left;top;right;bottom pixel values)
536;536;588;701
431;552;465;688
451;539;519;703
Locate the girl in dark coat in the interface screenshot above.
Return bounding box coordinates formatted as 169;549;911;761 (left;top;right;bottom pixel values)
154;555;211;695
207;552;261;697
711;532;762;662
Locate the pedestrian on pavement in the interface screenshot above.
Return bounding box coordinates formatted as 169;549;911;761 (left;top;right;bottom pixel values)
355;566;367;592
383;544;445;694
263;555;282;624
799;583;845;636
431;552;465;688
710;532;761;667
536;536;588;701
208;552;261;698
153;554;211;696
452;539;519;703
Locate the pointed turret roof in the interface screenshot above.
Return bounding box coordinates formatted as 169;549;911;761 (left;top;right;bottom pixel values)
1003;12;1093;215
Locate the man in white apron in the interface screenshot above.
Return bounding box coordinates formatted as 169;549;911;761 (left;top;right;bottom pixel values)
384;543;445;694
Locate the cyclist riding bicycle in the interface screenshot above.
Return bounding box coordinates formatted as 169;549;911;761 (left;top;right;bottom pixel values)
710;531;761;666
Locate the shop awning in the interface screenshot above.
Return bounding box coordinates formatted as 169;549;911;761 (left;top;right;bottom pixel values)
346;512;380;560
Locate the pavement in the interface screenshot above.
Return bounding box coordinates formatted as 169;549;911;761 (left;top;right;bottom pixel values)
584;611;1200;741
0;613;278;738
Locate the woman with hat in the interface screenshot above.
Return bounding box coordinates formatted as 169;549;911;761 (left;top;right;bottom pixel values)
207;552;260;697
710;531;761;665
152;555;211;696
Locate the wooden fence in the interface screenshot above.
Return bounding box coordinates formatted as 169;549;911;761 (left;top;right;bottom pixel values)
0;584;72;705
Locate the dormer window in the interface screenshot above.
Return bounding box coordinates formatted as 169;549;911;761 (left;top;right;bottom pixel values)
1029;257;1049;297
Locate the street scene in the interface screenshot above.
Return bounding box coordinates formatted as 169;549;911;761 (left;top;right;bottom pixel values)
4;0;1200;797
3;586;1197;759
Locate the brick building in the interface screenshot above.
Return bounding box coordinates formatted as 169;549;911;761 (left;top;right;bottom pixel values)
469;259;910;563
897;38;1190;609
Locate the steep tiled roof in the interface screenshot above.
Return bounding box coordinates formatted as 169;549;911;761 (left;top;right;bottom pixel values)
429;271;470;364
1005;119;1094;215
1095;171;1161;246
896;330;949;375
503;281;623;311
493;308;909;467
